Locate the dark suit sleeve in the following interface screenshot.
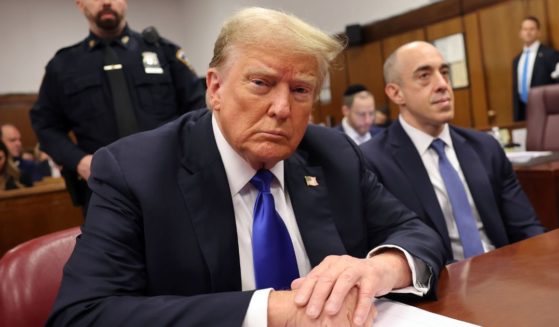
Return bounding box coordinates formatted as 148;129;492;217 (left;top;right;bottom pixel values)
356;148;445;297
493;142;546;240
47;147;253;326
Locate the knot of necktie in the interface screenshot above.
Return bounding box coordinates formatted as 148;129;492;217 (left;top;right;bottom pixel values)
430;138;446;157
250;169;274;193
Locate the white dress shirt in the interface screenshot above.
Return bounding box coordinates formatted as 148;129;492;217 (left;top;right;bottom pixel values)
341;117;371;145
399;116;495;260
517;41;540;95
212;115;429;326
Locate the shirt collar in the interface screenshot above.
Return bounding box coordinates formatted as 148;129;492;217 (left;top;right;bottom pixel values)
399;115;453;155
341;117;371;143
212;114;285;196
524;40;540;53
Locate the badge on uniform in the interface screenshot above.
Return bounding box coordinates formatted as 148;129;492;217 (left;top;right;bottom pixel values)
142;51;163;74
304;176;319;187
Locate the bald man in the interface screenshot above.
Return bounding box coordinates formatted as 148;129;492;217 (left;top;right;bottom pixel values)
361;41;545;262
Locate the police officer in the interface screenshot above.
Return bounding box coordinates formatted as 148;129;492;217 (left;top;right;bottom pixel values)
30;0;205;211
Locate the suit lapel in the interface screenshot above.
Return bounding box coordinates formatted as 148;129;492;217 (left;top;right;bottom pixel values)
285;151;346;267
388;122;452;251
531;45;543;84
177;111;241;292
451;129;501;239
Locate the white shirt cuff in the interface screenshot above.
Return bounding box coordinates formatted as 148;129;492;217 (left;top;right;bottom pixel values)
368;245;431;296
241;288;273;327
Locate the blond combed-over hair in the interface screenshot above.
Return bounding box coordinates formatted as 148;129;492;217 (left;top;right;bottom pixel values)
209;7;344;89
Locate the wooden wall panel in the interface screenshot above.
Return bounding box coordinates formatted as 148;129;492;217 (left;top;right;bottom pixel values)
425;17;463;40
381;29;426;119
363;0;460;42
547;0;559;49
426;17;472;128
464;13;490;128
452;89;472;127
316;52;348;126
345;41;387;109
0;94;38;149
526;0;549;44
478;1;526;125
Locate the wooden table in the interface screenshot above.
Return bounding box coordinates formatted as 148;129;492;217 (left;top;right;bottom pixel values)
514;159;559;230
416;230;559;326
0;179;82;256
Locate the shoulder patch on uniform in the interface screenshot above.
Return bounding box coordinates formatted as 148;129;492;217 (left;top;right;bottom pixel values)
176;49;196;73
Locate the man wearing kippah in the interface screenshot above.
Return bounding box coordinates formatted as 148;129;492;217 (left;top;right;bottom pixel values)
335;84;383;145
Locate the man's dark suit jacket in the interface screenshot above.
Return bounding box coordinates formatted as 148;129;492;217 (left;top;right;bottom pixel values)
360;120;545;261
512;44;559;121
48;109;445;326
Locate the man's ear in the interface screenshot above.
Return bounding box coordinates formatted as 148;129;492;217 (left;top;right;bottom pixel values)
341;105;351;117
206;68;222;111
385;83;405;106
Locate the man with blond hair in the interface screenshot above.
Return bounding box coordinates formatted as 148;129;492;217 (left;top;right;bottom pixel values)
49;9;445;326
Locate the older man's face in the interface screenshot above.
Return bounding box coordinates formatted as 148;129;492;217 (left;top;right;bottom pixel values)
207;46;318;169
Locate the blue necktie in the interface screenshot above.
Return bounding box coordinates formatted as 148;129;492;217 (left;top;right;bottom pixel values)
520;48;531;104
431;139;484;258
251;169;299;289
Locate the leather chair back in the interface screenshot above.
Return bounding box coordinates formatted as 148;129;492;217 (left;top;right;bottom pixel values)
526;84;559;150
0;227;80;327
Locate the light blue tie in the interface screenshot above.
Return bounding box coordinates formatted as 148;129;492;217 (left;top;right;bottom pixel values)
520;48;531;103
251;169;299;289
431;139;484;258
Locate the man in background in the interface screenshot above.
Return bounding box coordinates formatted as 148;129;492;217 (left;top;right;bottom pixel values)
512;16;559;121
361;41;545;262
335;84;383;145
0;123;41;182
47;8;446;327
30;0;205;209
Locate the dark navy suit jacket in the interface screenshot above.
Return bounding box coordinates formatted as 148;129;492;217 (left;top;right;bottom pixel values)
512;44;559;121
48;109;445;326
360;120;545;261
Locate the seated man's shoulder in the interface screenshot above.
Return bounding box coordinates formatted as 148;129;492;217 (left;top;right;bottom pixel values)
105;109;210;160
304;124;357;151
451;125;501;147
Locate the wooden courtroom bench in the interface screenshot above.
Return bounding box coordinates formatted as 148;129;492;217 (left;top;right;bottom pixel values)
0;178;82;257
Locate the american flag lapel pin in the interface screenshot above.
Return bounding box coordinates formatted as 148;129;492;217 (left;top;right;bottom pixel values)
304;176;319;187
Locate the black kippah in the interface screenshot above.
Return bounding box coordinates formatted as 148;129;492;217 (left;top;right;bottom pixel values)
343;84;368;96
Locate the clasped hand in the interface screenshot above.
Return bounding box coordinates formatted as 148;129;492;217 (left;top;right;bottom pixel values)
269;250;411;326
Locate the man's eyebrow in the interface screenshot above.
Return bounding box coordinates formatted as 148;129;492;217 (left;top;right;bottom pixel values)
413;62;451;74
413;65;433;74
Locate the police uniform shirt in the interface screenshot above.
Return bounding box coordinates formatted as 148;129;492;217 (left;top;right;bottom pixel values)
30;25;206;172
